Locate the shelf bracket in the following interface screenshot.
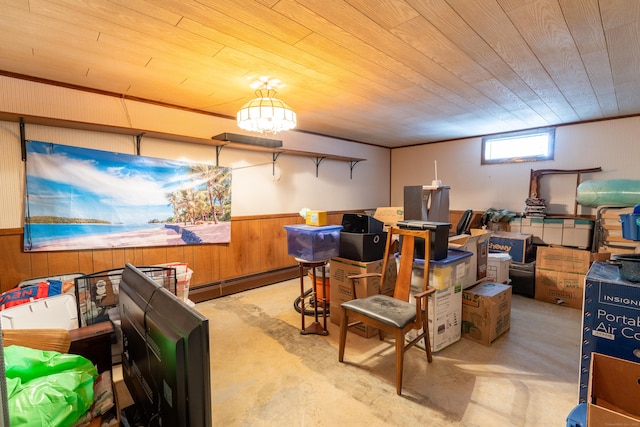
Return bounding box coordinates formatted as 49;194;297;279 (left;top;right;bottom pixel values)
349;160;362;179
215;146;224;167
272;152;282;175
313;156;326;177
135;133;145;156
20;117;26;162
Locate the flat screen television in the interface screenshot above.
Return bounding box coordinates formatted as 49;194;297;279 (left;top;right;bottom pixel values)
119;263;211;426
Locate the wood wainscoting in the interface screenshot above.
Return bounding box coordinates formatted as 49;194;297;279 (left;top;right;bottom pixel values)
0;212;348;301
1;211;485;301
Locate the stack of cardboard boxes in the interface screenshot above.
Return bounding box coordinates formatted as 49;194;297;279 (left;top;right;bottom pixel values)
534;246;609;309
329;212;395;337
331;209;612;351
457;229;515;347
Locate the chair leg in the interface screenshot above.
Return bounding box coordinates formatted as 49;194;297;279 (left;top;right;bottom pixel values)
339;307;348;362
395;330;405;395
422;311;432;363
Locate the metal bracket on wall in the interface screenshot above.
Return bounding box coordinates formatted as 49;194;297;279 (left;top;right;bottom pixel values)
20;117;26;161
135;133;145;156
215;146;224;167
272;152;282;175
349;160;362;180
313;156;326;177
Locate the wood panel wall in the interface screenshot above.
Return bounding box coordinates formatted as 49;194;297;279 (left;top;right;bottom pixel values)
1;210;487;302
0;212;346;301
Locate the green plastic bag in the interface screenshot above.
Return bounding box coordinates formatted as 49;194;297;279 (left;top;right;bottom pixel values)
4;345;98;427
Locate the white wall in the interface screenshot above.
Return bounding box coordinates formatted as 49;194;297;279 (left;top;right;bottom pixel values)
391;116;640;217
0;77;391;228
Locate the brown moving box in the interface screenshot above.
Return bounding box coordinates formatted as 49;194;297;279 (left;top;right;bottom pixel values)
373;207;404;230
588;353;640;425
536;246;609;273
461;282;512;346
534;246;609;309
448;229;491;283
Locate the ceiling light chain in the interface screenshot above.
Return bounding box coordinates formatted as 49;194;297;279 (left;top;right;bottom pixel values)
237;80;296;134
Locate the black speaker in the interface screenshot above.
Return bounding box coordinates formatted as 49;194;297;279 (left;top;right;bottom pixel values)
341;214;384;234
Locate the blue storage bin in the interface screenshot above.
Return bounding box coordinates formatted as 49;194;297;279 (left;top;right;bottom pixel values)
620;204;640;241
566;403;586;427
284;224;343;262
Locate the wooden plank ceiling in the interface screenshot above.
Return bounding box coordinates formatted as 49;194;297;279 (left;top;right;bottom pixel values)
0;0;639;148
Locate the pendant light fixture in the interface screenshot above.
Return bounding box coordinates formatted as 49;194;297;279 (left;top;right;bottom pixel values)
236;78;296;134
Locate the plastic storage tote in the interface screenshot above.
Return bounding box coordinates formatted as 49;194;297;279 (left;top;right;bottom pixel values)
284;224;343;262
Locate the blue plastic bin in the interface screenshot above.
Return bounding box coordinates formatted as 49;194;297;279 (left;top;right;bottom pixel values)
284;224;343;262
619;204;640;241
566;403;586;427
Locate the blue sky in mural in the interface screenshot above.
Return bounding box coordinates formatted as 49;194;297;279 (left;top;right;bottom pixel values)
26;141;196;225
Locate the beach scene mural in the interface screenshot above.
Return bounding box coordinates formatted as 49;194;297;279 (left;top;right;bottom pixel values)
24;141;231;251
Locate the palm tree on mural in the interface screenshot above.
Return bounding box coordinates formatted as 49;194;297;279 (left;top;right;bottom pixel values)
189;164;221;224
166;192;181;223
195;191;209;223
175;188;197;225
211;168;231;222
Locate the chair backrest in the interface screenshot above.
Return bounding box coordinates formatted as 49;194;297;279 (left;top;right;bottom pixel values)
456;209;473;235
379;227;431;302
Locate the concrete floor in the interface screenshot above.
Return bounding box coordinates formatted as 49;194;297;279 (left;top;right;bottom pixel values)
199;278;583;426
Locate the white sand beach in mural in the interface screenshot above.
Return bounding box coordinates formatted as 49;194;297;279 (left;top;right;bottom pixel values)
33;223;231;251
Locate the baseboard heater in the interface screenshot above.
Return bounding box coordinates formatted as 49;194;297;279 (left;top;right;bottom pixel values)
188;265;300;302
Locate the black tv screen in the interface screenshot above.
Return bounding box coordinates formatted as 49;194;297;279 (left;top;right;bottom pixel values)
119;263;211;426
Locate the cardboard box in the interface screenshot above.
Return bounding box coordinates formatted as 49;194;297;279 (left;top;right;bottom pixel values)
542;218;563;245
534;270;585;309
521;217;543;240
534;247;610;309
579;261;640;402
462;282;512;346
488;231;534;264
406;250;472;352
329;256;397;337
588;353;640;426
562;219;593;249
448;229;490;285
487;222;510;232
535;246;610;310
305;210;328;226
373;207;404;230
536;246;609;274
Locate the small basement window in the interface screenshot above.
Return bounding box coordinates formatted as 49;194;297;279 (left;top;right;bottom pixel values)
481;127;555;164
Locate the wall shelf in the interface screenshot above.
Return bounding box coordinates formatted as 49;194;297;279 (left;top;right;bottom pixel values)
211;134;365;178
4;114;366;178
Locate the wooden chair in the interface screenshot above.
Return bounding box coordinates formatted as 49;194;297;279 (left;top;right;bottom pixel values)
338;227;435;395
